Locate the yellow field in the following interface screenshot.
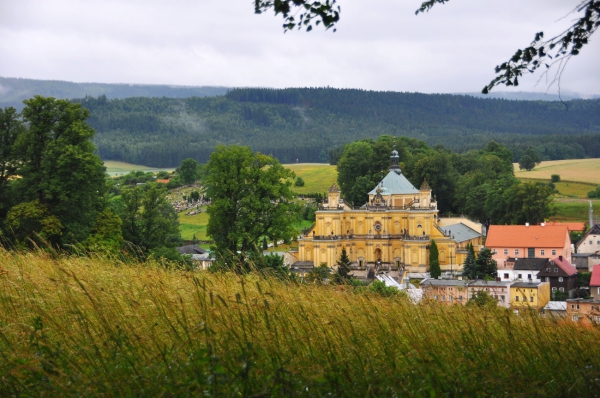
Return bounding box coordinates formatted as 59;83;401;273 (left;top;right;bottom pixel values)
514;158;600;185
284;163;338;194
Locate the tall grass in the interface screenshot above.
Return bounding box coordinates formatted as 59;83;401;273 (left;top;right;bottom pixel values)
1;249;599;396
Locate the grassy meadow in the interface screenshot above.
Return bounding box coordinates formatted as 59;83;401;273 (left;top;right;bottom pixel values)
1;249;600;396
104;160;174;176
514;158;600;185
284;163;338;194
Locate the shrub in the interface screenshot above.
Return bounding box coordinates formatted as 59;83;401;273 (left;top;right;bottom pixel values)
294;176;305;187
551;174;561;183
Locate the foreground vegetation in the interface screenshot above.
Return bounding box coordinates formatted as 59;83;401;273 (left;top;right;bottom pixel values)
1;249;599;396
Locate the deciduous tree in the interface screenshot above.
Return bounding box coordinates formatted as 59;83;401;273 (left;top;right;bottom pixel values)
205;145;301;265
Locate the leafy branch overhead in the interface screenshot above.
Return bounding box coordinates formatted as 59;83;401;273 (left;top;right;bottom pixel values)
257;0;600;93
254;0;340;32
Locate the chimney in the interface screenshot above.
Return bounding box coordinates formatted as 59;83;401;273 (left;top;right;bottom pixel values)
525;223;529;227
541;222;546;227
559;255;563;261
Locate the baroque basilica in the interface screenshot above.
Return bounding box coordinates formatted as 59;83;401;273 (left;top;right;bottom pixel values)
295;147;483;279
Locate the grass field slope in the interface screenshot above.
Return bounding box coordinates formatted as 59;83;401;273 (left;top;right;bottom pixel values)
285;163;338;194
514;158;600;185
1;250;600;396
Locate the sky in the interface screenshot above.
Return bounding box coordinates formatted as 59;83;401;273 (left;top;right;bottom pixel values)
1;0;598;96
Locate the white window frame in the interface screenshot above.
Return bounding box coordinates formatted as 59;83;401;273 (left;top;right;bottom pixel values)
559;277;563;282
541;249;545;255
573;315;579;322
515;249;519;255
504;249;508;255
552;250;556;255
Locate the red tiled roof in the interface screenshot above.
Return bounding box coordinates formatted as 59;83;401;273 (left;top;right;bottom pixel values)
486;225;569;248
156;179;170;184
551;256;577;276
547;221;586;232
591;264;600;287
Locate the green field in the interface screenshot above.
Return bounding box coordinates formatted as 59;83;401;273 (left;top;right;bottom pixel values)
284;163;338;194
552;200;600;222
514;158;600;185
518;178;598;199
103;160;174;176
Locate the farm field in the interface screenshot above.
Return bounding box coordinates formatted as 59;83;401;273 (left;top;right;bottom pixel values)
2;249;600;396
552;200;600;222
103;160;174;176
514;158;600;185
284;163;338;194
518;178;597;199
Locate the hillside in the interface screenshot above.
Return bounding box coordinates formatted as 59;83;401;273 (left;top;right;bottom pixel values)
0;76;228;109
72;88;600;167
514;158;600;185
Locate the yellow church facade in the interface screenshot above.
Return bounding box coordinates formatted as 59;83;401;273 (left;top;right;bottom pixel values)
296;148;483;276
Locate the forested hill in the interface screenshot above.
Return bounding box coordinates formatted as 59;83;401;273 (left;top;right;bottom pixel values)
76;88;600;167
0;77;228;110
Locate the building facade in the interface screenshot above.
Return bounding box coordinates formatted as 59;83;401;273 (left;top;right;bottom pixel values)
566;299;600;324
510;281;551;313
576;224;600;254
295;148;483;275
486;224;572;269
537;256;578;298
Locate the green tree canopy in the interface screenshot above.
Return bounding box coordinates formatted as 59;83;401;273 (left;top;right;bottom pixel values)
205;145;301;266
179;158;199;185
8;96;106;245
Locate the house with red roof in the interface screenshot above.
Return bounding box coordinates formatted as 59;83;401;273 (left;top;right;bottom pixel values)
486;224;571;268
547;221;586;232
537;256;578;298
591;264;600;300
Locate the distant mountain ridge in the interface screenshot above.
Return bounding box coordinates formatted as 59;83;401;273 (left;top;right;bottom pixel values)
0;77;229;109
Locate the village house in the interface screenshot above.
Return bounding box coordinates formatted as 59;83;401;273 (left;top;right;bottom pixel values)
509;281;551;313
590;264;600;300
420;279;511;307
499;257;547;282
576;224;600;254
537;256;578;298
542;301;567;318
485;224;571;269
176;244;213;270
571;252;600;272
566;298;600;325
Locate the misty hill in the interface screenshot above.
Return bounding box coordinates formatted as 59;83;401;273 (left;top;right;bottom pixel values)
73;88;600;168
0;77;228;109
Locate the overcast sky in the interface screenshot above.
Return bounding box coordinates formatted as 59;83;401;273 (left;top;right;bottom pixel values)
1;0;598;96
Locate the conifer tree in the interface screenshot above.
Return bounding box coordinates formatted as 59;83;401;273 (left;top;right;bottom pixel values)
336;247;352;282
462;249;476;280
262;236;268;251
475;248;498;280
429;240;441;279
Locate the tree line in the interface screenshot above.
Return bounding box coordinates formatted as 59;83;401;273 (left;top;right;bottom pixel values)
336;135;555;232
71;88;600;168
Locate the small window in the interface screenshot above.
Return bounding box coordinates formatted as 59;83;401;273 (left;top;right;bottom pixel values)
573;315;579;322
433;295;438;300
546;268;550;272
504;273;509;279
546;277;550;282
441;295;445;301
541;249;545;255
559;277;563;282
596;316;600;323
518;273;522;279
554;268;558;272
501;295;505;302
577;304;580;309
504;249;508;255
527;274;532;279
571;304;575;309
590;240;593;244
552;250;556;255
515;249;519;255
448;296;453;301
459;295;463;301
530;297;534;302
552;287;557;292
515;296;519;301
559;287;564;292
597;241;600;245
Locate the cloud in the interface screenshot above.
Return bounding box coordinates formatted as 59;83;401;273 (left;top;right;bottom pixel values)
0;0;598;95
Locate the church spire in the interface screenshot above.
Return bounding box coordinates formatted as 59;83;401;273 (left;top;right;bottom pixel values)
390;137;401;174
